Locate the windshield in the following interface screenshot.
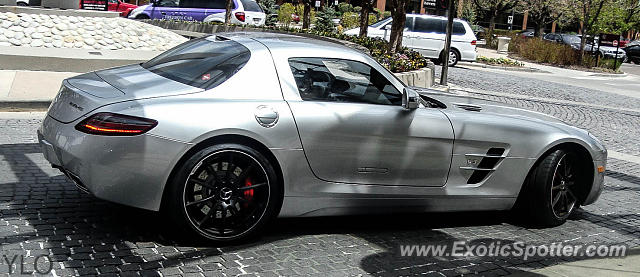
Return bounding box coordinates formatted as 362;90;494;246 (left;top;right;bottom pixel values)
562;35;581;44
370;18;391;28
142;36;250;90
240;0;262;12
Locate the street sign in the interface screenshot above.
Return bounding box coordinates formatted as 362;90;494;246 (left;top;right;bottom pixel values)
315;0;320;7
600;33;620;47
507;16;513;24
423;0;446;10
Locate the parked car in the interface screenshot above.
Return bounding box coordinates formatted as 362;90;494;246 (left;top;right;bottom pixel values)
107;0;138;17
39;33;606;243
344;14;477;66
128;0;265;26
624;44;640;64
547;34;627;61
518;30;536;38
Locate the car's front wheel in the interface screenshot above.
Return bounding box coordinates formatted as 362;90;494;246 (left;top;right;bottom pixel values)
166;143;281;243
518;149;582;226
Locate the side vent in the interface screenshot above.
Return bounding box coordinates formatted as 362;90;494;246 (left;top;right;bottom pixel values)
463;148;506;184
454;103;482;112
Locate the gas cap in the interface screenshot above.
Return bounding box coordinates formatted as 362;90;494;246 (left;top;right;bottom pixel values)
254;105;279;127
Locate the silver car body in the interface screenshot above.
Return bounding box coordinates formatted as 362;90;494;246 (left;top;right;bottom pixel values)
38;33;607;217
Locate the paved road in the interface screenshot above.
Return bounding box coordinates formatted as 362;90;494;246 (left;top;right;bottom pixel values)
1;67;640;276
621;62;640;77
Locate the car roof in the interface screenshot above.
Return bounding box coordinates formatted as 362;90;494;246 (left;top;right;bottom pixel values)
406;14;467;23
218;32;363;54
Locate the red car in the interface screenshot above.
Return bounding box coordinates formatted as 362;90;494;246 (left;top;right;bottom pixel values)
80;0;137;17
108;0;137;17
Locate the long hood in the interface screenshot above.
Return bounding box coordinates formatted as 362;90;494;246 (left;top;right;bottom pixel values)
426;92;565;124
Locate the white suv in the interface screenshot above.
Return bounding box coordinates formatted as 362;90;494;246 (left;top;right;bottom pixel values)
345;14;477;66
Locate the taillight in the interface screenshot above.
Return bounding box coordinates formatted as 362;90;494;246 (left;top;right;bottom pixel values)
235;12;245;22
471;40;477;46
75;113;157;136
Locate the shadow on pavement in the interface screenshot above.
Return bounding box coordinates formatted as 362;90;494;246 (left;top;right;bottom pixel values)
1;142;638;276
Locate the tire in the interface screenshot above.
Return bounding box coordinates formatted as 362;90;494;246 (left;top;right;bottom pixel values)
16;2;28;5
440;49;460;67
135;14;150;19
633;60;640;65
516;149;581;227
166;143;281;243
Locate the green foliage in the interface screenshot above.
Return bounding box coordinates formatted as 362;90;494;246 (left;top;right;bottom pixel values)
340;12;359;29
510;36;580;66
340;11;377;30
460;0;476;24
476;56;524;66
314;5;337;32
277;3;296;26
337;2;354;14
259;0;278;26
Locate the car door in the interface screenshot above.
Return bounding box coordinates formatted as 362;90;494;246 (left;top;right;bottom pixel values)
284;57;454;187
406;17;445;59
151;0;180;19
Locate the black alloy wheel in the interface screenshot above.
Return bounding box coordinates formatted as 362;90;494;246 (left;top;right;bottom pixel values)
167;144;280;242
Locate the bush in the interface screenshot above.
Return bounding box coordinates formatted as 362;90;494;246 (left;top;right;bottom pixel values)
477;56;524;66
340;12;359;29
259;0;278;26
337;3;354;14
314;5;337;32
277;3;295;26
340;12;378;30
510;36;579;66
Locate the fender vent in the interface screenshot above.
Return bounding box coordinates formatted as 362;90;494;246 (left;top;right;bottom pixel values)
464;148;506;184
454;103;482;112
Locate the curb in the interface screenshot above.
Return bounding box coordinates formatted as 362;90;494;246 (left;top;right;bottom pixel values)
0;101;51;111
458;62;545;73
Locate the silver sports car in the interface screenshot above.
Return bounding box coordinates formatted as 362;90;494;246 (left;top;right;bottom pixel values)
38;33;607;242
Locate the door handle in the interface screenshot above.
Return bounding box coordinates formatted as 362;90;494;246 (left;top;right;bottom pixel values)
161;12;166;15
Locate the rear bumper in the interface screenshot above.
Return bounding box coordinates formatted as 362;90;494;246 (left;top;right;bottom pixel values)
38;115;190;211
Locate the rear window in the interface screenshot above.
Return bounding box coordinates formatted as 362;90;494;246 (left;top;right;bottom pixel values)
142;37;250;90
240;0;262;12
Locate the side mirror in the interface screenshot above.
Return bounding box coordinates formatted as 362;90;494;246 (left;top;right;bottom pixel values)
402;88;419;110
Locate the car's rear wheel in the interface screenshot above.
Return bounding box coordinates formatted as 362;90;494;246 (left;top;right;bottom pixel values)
166;143;281;243
518;149;581;226
135;14;150;19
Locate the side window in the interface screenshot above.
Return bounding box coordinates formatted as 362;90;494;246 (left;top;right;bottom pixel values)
288;58;401;106
453;22;466;35
414;17;444;33
181;0;227;8
157;0;179;7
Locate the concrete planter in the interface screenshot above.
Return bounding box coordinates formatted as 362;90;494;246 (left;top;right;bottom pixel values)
393;68;434;88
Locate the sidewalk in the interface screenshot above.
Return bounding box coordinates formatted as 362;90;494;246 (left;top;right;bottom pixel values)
524;250;640;276
0;70;79;102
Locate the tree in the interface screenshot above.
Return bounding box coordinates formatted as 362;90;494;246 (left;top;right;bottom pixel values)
314;4;337;32
565;0;607;60
387;0;409;53
358;0;376;37
224;0;234;25
260;0;279;26
472;0;520;33
301;0;313;29
522;0;570;37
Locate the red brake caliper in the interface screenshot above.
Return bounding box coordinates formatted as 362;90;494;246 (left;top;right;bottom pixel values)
243;177;254;206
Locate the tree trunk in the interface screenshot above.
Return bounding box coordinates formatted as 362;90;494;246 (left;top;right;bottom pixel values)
488;12;496;33
537;24;544;38
302;3;311;29
224;0;234;25
388;0;407;53
358;1;371;37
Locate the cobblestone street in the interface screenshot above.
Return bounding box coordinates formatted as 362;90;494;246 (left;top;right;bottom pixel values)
1;67;640;276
